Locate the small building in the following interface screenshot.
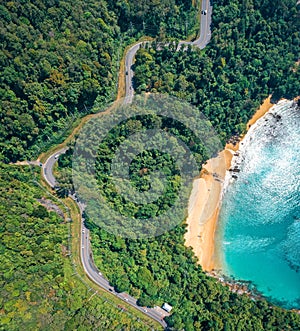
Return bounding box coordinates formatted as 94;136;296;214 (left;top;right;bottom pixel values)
162;303;172;313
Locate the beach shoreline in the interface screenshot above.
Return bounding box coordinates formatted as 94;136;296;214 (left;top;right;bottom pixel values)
184;96;274;272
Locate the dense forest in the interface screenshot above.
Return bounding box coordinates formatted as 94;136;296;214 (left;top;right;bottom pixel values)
0;0;119;163
0;164;157;330
88;223;300;330
83;0;300;330
107;0;199;38
2;0;300;330
133;0;300;141
69;95;219;238
0;0;197;163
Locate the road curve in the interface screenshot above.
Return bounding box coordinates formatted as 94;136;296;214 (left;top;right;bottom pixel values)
124;0;212;99
42;1;213;329
42;148;68;187
191;0;212;48
43;151;168;328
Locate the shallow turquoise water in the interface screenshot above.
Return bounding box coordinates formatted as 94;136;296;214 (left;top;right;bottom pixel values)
217;100;300;309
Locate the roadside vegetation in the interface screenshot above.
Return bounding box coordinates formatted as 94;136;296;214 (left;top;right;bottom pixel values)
0;0;197;163
133;0;300;142
85;0;300;329
2;0;300;330
0;0;198;329
0;163;159;330
107;0;199;39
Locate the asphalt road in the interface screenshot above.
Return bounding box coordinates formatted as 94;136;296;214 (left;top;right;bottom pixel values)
124;0;212;99
43;152;168;328
124;42;142;104
42;147;68;187
42;2;213;328
188;0;212;49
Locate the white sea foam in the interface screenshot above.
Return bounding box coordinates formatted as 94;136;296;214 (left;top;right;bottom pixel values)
222;99;297;198
218;99;300;308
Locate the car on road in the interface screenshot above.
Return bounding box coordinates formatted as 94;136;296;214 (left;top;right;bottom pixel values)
54;154;59;159
126;71;128;75
201;10;207;15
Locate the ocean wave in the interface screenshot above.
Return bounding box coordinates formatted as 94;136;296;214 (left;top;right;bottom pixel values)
224;235;275;253
219;99;300;308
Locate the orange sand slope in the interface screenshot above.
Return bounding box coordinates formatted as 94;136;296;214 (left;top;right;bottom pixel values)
184;96;273;272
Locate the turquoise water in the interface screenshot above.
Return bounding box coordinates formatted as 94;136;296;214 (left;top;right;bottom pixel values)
217;100;300;309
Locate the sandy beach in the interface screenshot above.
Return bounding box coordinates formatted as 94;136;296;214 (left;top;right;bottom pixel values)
184;96;274;271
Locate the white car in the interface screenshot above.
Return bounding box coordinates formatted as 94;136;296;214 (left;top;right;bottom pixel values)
54;154;59;159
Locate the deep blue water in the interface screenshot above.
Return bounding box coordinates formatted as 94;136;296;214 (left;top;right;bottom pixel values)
216;100;300;309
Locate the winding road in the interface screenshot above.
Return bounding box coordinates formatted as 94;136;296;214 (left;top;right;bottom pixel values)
43;1;212;329
43;149;169;327
124;0;212;104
